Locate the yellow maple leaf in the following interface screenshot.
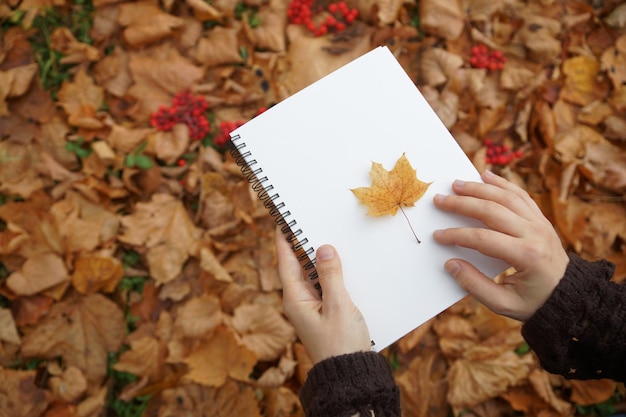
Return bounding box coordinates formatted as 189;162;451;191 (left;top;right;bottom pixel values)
351;153;431;216
351;153;431;243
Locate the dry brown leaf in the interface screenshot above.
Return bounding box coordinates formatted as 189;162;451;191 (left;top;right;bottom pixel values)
396;350;449;417
50;27;101;64
72;255;124;294
183;326;257;386
0;63;38;116
527;369;572;414
447;350;534;408
148;380;261;416
127;45;204;122
148;123;190;164
561;55;603;106
187;0;223;21
0;308;21;345
231;303;296;362
190;26;244;67
20;293;125;389
174;294;222;338
249;7;287;52
119;193;200;284
601;34;626;90
56;68;105;129
92;46;132;97
420;47;464;87
351;153;431;217
113;336;166;382
263;386;304;417
118;1;185;47
7;252;68;296
420;0;464;40
569;379;617;406
257;355;297;388
0;368;49;417
49;192;120;253
49;366;88;403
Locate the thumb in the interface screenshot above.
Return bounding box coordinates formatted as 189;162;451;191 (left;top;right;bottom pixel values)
315;245;349;311
444;259;511;316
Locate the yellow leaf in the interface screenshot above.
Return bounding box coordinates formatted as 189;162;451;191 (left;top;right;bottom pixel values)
351;153;431;216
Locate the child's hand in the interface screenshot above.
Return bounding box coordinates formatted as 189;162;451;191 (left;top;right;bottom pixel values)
275;231;371;364
433;170;570;321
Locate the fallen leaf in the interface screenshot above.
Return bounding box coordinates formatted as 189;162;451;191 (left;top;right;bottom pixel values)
191;26;244;67
113;336;167;382
72;255;124;294
263;387;304;417
56;68;105;129
174;294;222;338
49;366;88;403
118;1;185;47
20;293;125;390
561;55;603;106
0;63;38;116
396;350;449;417
119;193;200;284
148;380;261;416
569;379;616;406
0;308;21;345
50;27;101;64
7;252;68;296
420;0;464;40
0;368;49;417
231;303;296;362
601;34;626;90
351;153;432;217
183;326;257;386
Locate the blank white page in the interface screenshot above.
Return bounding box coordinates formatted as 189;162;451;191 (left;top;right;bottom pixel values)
231;46;508;351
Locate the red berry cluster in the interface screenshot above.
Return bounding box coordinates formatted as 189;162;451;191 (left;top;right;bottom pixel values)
213;120;245;147
484;138;522;166
150;91;210;140
470;45;506;71
287;0;359;37
213;107;268;147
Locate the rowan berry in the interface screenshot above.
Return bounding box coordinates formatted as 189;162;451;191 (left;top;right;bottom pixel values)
150;90;211;141
483;138;522;166
470;44;506;71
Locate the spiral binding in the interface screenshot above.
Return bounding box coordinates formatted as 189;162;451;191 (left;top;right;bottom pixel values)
228;135;318;282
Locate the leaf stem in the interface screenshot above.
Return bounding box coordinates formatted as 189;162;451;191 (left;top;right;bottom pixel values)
399;206;420;244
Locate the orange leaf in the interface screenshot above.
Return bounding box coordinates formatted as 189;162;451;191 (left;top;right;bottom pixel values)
183;327;257;387
72;255;124;294
0;368;49;417
351;153;431;217
569;379;616;406
231;303;296;362
20;293;125;390
56;68;105;129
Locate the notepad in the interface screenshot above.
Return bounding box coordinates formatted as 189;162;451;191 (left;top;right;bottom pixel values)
229;46;508;351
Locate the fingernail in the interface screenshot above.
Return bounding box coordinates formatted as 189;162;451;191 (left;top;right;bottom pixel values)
432;230;442;239
317;245;334;261
445;260;461;277
453;179;465;188
434;194;446;203
483;169;494;178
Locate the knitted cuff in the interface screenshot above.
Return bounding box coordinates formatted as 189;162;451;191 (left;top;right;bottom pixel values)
300;351;400;417
521;253;616;375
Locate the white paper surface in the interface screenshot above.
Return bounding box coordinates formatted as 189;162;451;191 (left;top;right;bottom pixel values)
232;46;508;351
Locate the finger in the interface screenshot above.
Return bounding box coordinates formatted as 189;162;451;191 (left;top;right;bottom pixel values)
275;229;315;300
449;178;536;221
434;193;526;237
444;259;521;319
480;170;544;217
315;245;351;312
433;227;518;269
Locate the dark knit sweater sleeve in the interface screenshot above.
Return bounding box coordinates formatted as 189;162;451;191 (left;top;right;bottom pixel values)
299;351;400;417
521;253;625;381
